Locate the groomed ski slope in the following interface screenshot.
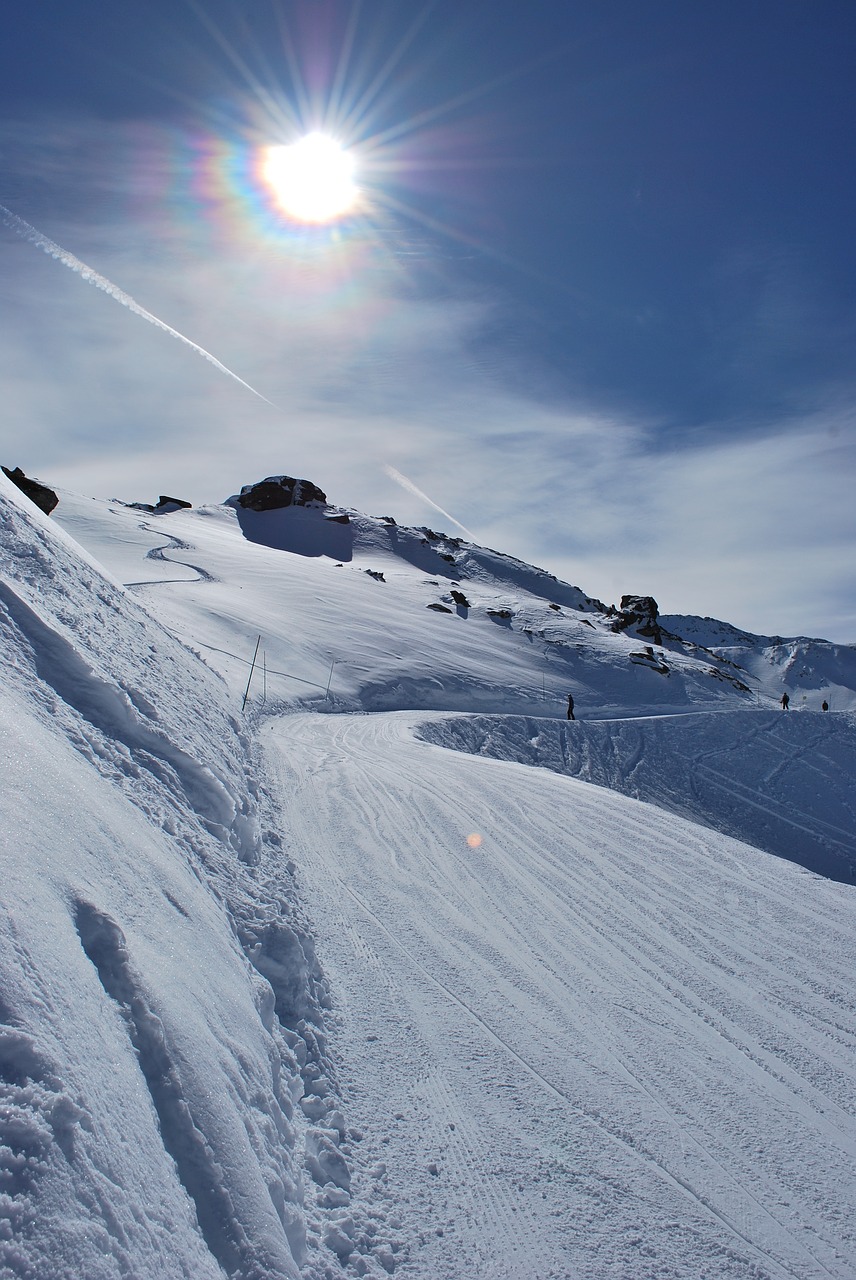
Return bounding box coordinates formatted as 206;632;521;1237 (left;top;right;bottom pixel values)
266;710;856;1279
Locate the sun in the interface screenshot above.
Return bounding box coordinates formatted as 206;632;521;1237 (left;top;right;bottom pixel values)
261;133;359;224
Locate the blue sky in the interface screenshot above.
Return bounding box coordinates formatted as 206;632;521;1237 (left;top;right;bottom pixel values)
2;1;855;639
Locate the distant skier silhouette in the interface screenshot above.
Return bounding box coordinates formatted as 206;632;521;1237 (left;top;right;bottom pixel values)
822;700;829;711
566;694;575;721
781;692;790;710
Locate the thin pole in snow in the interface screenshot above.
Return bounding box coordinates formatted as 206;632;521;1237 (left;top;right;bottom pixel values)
243;634;262;710
326;659;336;700
262;651;267;707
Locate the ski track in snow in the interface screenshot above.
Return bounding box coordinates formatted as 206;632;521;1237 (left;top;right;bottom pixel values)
123;522;218;587
265;711;856;1280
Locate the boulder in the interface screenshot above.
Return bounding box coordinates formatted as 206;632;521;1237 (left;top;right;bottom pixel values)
235;475;327;512
155;495;192;513
128;495;192;514
2;466;59;515
611;594;662;644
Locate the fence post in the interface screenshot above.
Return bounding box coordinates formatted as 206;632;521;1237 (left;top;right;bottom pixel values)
242;635;262;710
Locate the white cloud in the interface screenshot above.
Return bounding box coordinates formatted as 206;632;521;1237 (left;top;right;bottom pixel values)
2;115;855;642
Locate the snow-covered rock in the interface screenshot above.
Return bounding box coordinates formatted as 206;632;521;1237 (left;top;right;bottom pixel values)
1;465;58;515
231;475;328;512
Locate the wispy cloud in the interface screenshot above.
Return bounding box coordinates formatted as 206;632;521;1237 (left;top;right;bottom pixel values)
382;465;475;539
1;201;276;406
2;114;854;642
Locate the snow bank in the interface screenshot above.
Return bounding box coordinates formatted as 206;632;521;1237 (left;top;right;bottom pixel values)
418;709;856;881
0;474;353;1279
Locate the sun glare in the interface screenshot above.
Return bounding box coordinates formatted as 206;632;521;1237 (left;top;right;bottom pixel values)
262;133;358;224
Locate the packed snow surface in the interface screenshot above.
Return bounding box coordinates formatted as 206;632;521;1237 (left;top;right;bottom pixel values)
2;477;855;1278
266;710;856;1279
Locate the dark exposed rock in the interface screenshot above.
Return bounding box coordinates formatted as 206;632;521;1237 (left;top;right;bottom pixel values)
622;594;658;615
365;569;385;582
427;602;453;613
707;666;751;693
236;475;327;512
629;649;670;675
611;594;662;644
128;495;193;514
450;589;470;608
2;466;58;515
487;608;513;619
325;513;350;525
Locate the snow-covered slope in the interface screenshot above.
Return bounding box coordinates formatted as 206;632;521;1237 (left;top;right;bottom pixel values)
420;709;856;882
662;613;856;712
266;710;856;1280
51;488;856;879
53;492;773;718
0;474;387;1279
3;474;856;1278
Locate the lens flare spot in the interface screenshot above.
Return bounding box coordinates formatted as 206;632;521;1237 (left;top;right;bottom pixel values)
467;833;483;848
262;133;358;224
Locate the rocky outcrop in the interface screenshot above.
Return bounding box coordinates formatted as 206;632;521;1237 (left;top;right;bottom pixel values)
128;495;192;514
2;466;59;515
611;594;662;644
629;646;670;674
235;475;327;512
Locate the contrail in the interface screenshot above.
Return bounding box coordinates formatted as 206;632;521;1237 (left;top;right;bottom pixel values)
383;464;475;540
0;203;277;408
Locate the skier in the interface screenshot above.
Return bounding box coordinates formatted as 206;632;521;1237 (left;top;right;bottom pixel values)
566;694;575;721
822;700;829;711
781;692;790;710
